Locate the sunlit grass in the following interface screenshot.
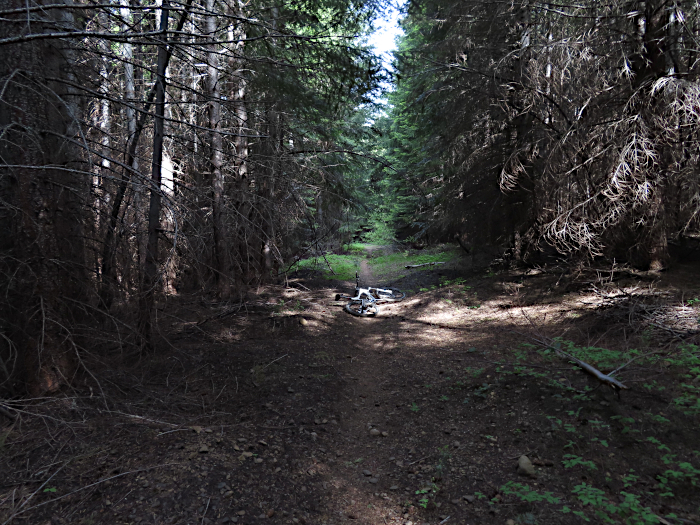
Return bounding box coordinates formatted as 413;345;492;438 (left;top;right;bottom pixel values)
289;244;462;281
290;253;360;280
369;246;460;279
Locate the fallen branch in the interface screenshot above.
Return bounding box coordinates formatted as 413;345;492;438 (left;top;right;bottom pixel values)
1;463;180;525
515;315;629;392
405;262;445;269
555;348;629;391
0;403;16;420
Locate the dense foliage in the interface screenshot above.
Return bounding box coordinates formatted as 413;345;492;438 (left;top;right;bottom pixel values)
0;0;384;393
386;0;700;267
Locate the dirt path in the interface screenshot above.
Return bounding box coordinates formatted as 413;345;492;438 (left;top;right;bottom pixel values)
2;253;700;525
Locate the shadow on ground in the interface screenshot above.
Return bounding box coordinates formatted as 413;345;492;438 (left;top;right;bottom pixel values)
2;256;700;525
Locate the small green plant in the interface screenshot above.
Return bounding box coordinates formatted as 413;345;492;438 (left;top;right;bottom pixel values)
415;487;430;508
439;395;449;401
473;383;491;399
622;470;639;488
43;487;57;493
415;481;439;508
563;483;658;524
410;402;420;412
561;454;597;470
645;413;670;425
500;481;561;504
466;367;484;378
687;298;700;306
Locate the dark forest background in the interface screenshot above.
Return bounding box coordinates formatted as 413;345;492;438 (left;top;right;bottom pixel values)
3;0;700;395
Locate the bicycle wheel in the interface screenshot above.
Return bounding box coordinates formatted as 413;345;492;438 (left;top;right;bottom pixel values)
376;288;405;302
345;300;379;317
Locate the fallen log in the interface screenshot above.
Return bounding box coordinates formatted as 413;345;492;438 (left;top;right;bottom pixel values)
405;262;445;269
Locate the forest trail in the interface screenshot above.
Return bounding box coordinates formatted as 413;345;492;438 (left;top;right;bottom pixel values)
2;252;700;525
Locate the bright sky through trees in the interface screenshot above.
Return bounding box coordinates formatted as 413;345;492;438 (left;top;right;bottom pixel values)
368;1;403;81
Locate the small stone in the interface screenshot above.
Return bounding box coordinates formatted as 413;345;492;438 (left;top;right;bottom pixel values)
362;470;372;477
287;387;295;393
205;428;213;433
266;509;275;518
369;428;381;437
369;478;379;484
310;432;318;441
451;499;460;504
381;431;388;437
237;510;245;516
254;458;263;463
237;438;247;443
600;401;610;407
517;455;536;477
506;520;516;525
199;445;210;453
463;495;475;503
390;485;399;491
453;441;461;448
299;318;308;326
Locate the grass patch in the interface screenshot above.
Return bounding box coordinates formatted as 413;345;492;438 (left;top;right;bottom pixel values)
341;243;368;254
290;253;360;280
289;244;463;281
369;245;461;279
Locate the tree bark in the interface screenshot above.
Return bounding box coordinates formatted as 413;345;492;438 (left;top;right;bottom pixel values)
207;0;230;299
139;1;169;348
0;0;88;394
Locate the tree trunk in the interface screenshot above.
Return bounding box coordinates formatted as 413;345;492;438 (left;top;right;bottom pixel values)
139;1;170;348
0;0;88;394
207;0;230;299
228;0;250;292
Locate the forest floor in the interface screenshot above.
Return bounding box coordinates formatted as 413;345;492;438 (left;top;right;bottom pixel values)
2;245;700;525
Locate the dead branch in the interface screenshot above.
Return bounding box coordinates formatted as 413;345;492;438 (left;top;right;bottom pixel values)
405;262;445;269
556;349;629;391
0;403;16;420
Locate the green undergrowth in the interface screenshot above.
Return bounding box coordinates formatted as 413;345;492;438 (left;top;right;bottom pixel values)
421;339;700;524
289;253;361;280
288;244;462;281
489;340;700;523
368;245;460;279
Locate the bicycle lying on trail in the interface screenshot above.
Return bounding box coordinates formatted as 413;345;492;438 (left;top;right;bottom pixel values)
335;272;406;317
